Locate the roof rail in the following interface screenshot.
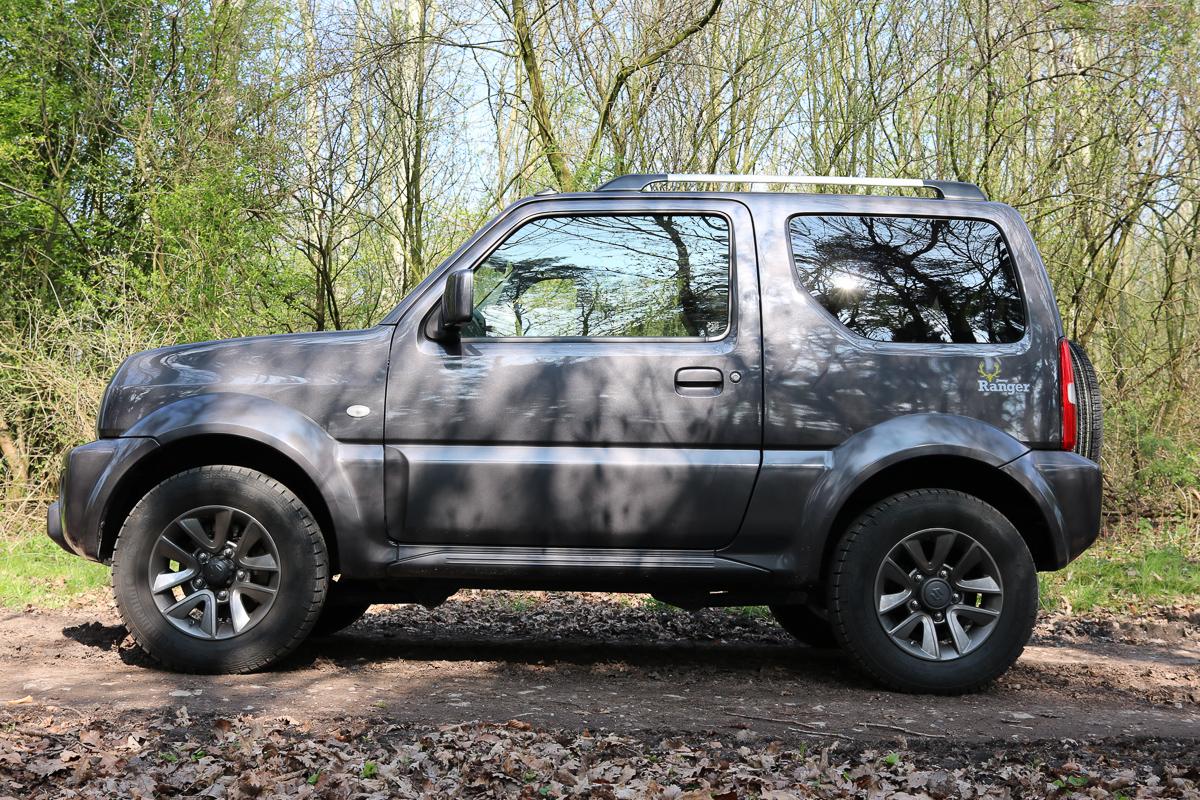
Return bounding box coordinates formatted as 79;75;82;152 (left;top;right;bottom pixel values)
594;173;986;201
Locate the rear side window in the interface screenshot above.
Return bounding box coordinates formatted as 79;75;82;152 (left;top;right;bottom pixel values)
464;214;730;339
788;215;1025;344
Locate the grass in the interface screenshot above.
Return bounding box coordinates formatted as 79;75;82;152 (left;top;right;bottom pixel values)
1038;519;1199;613
0;530;110;609
499;594;538;612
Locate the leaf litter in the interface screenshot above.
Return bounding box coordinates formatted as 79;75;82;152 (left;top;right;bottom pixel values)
1;707;1197;799
2;592;1198;797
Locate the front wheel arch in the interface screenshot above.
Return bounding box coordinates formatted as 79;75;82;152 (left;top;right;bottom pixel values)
101;435;339;573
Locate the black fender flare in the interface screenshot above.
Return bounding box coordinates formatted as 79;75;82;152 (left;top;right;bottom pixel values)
116;393;390;574
728;414;1046;582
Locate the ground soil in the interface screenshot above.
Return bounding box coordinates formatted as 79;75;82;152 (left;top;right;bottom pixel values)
1;592;1196;744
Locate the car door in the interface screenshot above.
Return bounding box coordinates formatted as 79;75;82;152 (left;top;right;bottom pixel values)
383;196;762;550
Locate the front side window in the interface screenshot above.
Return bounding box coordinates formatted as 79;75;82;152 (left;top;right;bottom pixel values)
789;215;1026;344
462;214;730;339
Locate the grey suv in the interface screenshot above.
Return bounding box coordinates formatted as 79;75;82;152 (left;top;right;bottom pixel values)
48;173;1103;693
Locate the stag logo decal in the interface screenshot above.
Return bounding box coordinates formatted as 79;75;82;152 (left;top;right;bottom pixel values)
976;358;1029;395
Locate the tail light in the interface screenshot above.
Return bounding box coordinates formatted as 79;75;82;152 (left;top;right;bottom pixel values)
1059;338;1077;451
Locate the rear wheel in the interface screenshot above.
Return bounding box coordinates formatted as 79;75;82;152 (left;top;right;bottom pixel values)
769;603;838;648
112;466;329;673
829;489;1037;694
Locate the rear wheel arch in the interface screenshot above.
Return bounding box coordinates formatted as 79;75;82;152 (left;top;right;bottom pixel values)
100;434;339;572
819;455;1056;579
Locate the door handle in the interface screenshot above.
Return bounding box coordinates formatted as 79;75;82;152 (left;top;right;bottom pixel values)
674;367;724;397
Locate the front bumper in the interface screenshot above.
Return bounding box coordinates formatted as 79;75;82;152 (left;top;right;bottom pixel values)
49;437;159;562
1002;449;1102;568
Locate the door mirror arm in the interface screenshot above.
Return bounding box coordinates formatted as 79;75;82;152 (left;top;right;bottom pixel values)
428;269;474;342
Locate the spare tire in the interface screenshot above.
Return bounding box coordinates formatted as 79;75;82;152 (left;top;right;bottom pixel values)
1067;339;1103;463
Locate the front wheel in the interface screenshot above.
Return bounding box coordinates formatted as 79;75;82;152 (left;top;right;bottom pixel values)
112;466;329;673
828;489;1037;694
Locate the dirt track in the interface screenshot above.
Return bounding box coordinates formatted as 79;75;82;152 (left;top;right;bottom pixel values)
1;592;1196;746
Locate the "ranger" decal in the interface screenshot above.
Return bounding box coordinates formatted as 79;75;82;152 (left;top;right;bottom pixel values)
977;358;1029;395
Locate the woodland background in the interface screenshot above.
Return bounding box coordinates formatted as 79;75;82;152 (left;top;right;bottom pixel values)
1;0;1198;561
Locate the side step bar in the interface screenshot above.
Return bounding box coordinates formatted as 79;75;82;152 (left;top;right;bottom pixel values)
385;545;767;587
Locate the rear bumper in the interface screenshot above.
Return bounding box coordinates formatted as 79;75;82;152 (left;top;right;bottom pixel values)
48;437;159;562
47;500;69;554
1002;449;1102;568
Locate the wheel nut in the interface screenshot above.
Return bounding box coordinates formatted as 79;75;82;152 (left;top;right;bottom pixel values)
198;553;209;564
938;569;948;578
195;579;206;589
933;612;944;622
236;571;246;581
909;600;920;610
952;593;961;603
217;591;228;601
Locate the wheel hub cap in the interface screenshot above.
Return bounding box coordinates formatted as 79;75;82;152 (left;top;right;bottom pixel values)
146;505;282;641
920;578;952;610
201;557;236;589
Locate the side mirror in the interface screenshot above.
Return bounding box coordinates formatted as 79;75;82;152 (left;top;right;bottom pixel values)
430;269;474;340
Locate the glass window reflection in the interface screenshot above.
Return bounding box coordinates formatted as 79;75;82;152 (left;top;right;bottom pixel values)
464;214;730;339
789;215;1026;344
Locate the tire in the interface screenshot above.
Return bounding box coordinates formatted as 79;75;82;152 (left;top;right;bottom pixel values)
311;580;372;636
1068;339;1103;463
770;603;838;648
828;489;1037;694
112;465;329;673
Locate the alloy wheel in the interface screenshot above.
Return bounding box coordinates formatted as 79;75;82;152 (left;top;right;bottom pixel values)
873;527;1004;661
146;505;282;640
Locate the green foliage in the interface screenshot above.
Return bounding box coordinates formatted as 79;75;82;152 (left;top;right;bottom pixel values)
1053;774;1090;789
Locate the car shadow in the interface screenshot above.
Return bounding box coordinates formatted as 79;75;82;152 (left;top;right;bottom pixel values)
62;621;159;668
63;621;127;650
61;617;857;683
286;629;844;673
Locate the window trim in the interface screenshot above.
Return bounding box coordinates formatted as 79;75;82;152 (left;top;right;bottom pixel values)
785;211;1031;348
446;210;738;344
